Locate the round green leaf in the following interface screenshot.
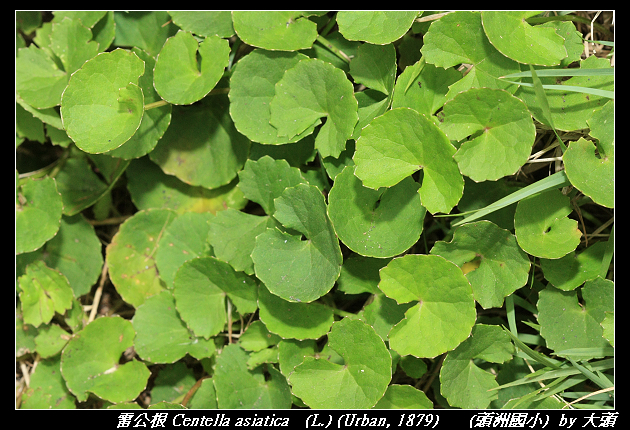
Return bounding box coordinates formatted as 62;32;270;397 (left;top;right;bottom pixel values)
106;208;177;307
153;31;229;105
125;157;247;214
18;261;74;328
16;44;68;109
16;177;63;254
229;49;310;144
349;42;397;95
49;16;100;76
39;214;104;298
106;47;172;159
353;107;463;214
537;278;613;358
251;184;342;303
173;256;258;339
236;156;307;215
514;189;582;259
378;254;476;358
440;324;514;409
207;209;272;275
328;166;425;258
481;11;567;66
420;11;520;100
132;290;216;363
60;49;145;153
21;356;76;409
430;221;531;309
391;61;462;117
441;88;536;182
289;318;392;409
564;136;613;209
337;254;391;295
60;316;150;403
375;385;433;409
167;11;234;38
214;343;292;409
337;11;419;45
149;96;250;190
257;285;334;340
269;58;358;158
540;239;608;291
232;11;318;51
154;211;214;287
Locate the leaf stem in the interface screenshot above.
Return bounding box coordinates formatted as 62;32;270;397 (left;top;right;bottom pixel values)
144;100;169;110
316;34;351;64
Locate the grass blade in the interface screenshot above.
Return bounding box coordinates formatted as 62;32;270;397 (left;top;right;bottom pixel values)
450;170;570;226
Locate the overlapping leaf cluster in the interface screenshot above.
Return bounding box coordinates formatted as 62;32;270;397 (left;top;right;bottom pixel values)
16;11;613;409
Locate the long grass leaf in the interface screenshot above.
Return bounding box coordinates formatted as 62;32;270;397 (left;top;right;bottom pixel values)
500;69;614;79
501;326;562;369
499;80;614;99
451;170;570;226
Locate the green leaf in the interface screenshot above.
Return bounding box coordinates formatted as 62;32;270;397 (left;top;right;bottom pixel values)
441;88;536;182
149;96;250;190
430;221;531;309
18;261;74;328
514;189;582;259
54;151;129;216
16;177;63;254
440;324;514;409
481;11;567;66
132;290;216;364
563;111;614;208
113;11;178;58
378;254;476;358
336;254;391;295
257;285;334;340
353;107;463;214
375;385;433;409
61;49;145;153
269;58;358;158
251;184;342;303
421;11;520;100
289;318;392;409
106;47;173;160
228;49;310;145
155;211;214;287
49;16;100;76
391;61;461;117
232;11;318;51
213;343;292;408
61;316;150;403
328;166;426;258
537;278;614;358
15;44;69;109
167;11;234;38
236;156;307;215
35;214;104;298
106;208;177;307
349;42;397;95
21;356;76;409
173;256;258;339
207;209;272;275
153;31;230;105
540;241;608;291
336;11;419;45
125;157;247;214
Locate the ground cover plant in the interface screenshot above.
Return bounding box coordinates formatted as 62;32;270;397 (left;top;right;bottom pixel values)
16;11;614;410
